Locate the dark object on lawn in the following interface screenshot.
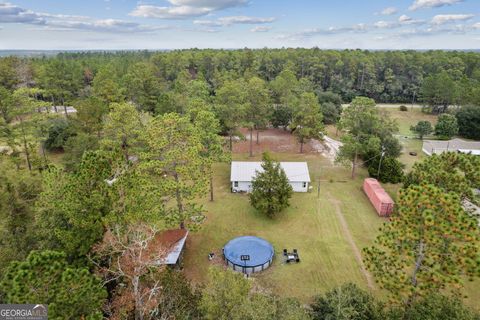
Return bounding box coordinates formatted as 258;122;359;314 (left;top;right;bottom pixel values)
409;151;417;156
399;105;408;111
208;252;215;261
283;249;300;263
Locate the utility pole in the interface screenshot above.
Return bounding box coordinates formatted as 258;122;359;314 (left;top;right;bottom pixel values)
377;146;386;178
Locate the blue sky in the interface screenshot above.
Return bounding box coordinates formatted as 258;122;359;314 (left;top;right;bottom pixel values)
0;0;479;49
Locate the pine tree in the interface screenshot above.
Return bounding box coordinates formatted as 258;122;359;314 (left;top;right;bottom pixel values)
363;184;480;305
291;92;324;153
140;113;208;230
249;153;293;218
0;250;106;319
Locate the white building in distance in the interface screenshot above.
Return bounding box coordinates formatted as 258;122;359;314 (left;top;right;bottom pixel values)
230;161;311;193
422;138;480;156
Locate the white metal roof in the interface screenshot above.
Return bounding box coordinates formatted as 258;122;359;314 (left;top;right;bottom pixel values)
457;149;480;156
422;139;480;156
230;161;311;182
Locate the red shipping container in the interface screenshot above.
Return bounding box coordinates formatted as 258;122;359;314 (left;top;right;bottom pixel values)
363;178;394;217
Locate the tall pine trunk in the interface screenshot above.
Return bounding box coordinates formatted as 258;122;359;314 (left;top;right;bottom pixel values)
256;130;260;145
173;172;185;229
407;241;425;306
351;150;358;179
18;117;32;171
249;128;253;157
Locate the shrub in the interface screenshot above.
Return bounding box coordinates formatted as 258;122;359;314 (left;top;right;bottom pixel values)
44;118;75;151
399;105;408;111
368;157;405;184
435;114;459;140
456;106;480;140
410;120;433;140
311;283;384;320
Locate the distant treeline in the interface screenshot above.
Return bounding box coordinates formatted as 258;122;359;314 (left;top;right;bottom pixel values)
1;49;480;107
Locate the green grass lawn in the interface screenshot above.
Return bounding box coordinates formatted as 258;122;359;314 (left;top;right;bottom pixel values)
380;107;438;171
183;151;480;309
379;107;437;137
183;153;386;302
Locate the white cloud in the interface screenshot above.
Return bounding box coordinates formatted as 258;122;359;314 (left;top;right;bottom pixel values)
409;0;463;11
45;19;167;33
168;0;248;10
219;16;274;25
398;15;425;25
399;15;412;23
193;19;223;27
380;7;398;15
250;26;271;32
374;20;399;29
194;15;275;28
292;23;368;39
130;5;211;19
0;2;45;24
431;14;474;25
473;22;480;29
130;0;248;19
373;16;425;29
0;2;165;33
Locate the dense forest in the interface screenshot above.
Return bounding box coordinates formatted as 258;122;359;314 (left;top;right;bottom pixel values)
0;49;480;319
3;49;480;105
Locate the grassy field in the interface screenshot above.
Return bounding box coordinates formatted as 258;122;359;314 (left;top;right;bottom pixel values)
379;106;438;171
183;107;480;308
183;152;385;302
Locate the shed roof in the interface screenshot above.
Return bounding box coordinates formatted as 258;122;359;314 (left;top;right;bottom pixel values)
230;161;310;182
152;229;188;265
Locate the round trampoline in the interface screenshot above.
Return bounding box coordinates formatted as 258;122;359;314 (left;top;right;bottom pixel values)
223;236;274;274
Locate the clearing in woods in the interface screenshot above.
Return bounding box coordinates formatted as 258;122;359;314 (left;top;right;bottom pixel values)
184;123;479;309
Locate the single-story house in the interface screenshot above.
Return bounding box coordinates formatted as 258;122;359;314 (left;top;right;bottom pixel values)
422;138;480;156
153;229;189;266
230;161;311;193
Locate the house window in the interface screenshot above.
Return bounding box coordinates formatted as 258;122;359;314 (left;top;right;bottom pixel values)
303;182;307;188
234;181;239;187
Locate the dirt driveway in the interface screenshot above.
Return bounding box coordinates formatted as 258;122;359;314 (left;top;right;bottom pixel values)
233;127;327;155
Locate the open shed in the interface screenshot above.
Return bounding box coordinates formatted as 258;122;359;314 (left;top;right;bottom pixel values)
152;229;189;266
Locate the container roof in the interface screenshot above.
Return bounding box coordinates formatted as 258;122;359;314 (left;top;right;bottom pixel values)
230;161;310;182
364;178;394;204
224;236;274;267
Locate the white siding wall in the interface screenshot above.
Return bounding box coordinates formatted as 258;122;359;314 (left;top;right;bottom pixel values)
232;181;252;193
290;181;309;192
232;181;308;193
